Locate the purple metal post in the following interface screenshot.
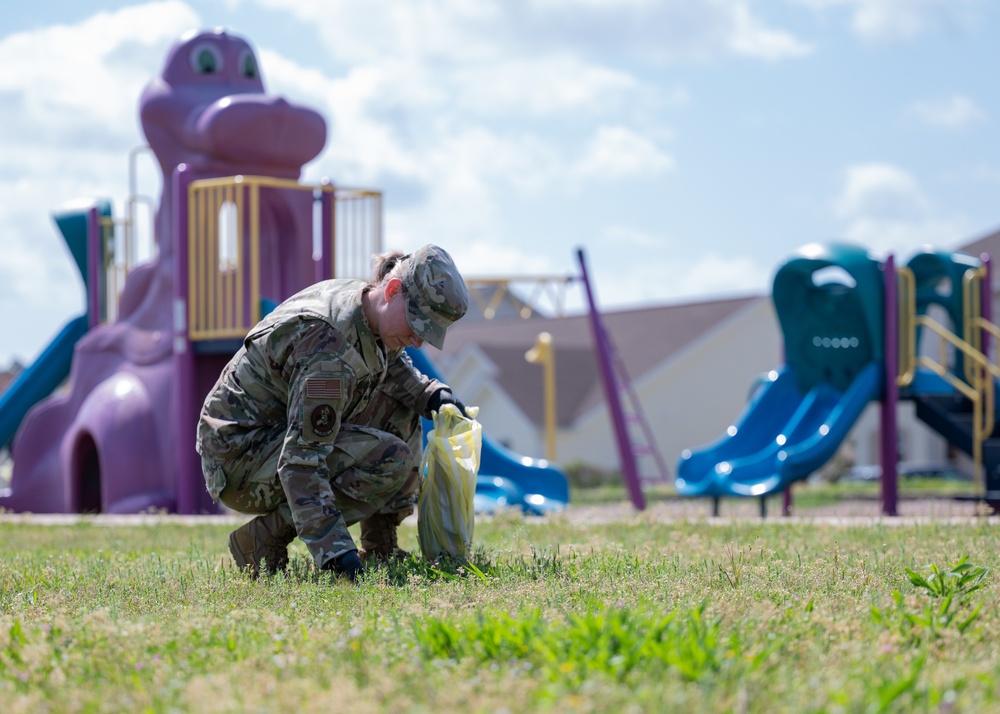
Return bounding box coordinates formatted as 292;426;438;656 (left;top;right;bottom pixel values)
576;248;645;510
981;254;992;360
782;487;792;517
880;254;899;516
319;179;334;282
173;165;199;514
86;207;101;328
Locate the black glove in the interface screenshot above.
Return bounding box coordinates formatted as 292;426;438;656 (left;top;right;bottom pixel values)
324;550;363;583
426;388;468;418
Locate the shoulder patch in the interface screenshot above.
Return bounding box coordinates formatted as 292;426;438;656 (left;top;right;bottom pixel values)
310;404;337;437
306;377;343;399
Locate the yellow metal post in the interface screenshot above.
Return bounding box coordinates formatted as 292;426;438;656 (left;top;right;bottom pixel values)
525;332;556;462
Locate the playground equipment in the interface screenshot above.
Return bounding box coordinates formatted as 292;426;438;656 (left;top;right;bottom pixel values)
0;29;565;515
676;241;1000;514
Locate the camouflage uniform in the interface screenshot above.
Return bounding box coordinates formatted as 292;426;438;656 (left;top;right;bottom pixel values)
197;245;467;569
355;380;425;522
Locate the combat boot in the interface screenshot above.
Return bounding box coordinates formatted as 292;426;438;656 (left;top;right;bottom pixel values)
228;510;296;577
359;512;410;564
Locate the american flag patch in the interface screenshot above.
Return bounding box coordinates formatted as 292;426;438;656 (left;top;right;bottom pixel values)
306;377;342;399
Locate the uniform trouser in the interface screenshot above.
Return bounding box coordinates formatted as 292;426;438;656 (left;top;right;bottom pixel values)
356;392;425;524
212;392;424;562
217;421;408;509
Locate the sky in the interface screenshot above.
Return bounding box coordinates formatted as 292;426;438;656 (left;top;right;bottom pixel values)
1;0;998;368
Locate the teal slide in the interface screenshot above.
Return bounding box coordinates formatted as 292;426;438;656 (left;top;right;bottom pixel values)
677;243;887;498
0;201;110;449
0;315;89;449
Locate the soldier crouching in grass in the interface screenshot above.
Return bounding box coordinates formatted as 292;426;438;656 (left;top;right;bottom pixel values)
196;245;470;582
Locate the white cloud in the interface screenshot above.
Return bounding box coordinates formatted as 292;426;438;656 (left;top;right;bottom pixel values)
448;240;557;278
253;2;670;206
0;1;198;133
835;163;929;220
667;253;769;298
245;0;505;64
833;163;968;254
839;217;967;255
604;225;666;249
531;0;811;61
236;0;787;279
253;3;657;121
728;2;814;60
572;126;674;182
0;3;202;364
289;62;429;185
595;252;770;307
247;0;811;64
451;55;640;116
794;0;982;42
252;12;678;302
911;95;986;128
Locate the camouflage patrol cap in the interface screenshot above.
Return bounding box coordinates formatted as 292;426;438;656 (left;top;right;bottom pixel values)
402;244;469;349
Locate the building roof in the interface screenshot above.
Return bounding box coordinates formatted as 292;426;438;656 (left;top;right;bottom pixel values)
955;226;1000;262
431;294;763;427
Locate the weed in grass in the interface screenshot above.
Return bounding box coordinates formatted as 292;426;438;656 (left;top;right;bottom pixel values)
870;559;988;645
412;601;759;689
718;542;751;589
871;591;980;645
905;556;989;600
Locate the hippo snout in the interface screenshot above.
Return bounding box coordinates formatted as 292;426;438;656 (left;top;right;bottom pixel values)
194;94;327;169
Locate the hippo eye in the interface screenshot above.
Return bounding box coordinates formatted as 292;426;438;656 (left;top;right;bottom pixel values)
238;50;259;80
189;43;224;75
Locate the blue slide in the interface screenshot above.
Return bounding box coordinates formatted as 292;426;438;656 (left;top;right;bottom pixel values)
677;243;889;499
0;315;89;449
676;362;881;497
406;347;569;514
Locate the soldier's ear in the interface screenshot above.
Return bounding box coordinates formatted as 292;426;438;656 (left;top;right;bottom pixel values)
384;278;404;302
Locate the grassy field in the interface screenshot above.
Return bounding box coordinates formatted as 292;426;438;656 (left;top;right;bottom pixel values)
1;504;999;713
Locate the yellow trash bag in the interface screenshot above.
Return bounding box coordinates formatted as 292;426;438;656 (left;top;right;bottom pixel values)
417;403;482;561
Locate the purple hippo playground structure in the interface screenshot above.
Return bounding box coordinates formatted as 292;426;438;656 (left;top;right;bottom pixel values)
0;29;382;514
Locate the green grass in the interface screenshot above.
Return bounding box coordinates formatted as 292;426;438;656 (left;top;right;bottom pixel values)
2;512;1000;712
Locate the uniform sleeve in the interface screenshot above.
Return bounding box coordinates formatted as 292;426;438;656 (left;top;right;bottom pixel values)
276;323;358;566
378;351;446;417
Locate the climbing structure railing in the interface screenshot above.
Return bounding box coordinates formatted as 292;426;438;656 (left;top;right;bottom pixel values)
185;175;381;341
897;265;998;490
